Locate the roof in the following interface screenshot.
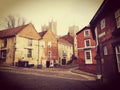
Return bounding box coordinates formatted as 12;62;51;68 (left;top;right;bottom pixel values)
39;31;47;38
60;33;74;44
76;26;90;35
58;38;73;46
0;24;28;38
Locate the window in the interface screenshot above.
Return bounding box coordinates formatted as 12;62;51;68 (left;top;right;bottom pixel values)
2;39;7;47
48;51;52;58
85;50;92;64
40;41;45;48
86;52;91;59
103;46;108;55
48;41;51;48
115;8;120;28
84;30;90;36
27;49;32;57
100;19;105;29
85;39;91;47
28;39;32;46
115;45;120;72
1;50;6;59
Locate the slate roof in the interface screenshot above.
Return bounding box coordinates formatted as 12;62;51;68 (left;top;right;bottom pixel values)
58;38;73;46
76;26;90;35
39;31;47;38
0;24;28;38
60;33;74;44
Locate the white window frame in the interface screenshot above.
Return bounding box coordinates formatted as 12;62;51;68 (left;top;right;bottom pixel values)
115;8;120;28
100;18;105;30
103;46;108;55
84;39;91;47
115;45;120;72
84;30;90;37
84;50;92;64
48;41;51;48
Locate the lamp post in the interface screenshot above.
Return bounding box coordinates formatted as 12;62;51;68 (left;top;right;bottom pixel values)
95;45;103;83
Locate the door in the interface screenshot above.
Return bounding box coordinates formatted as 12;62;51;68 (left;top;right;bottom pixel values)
115;45;120;72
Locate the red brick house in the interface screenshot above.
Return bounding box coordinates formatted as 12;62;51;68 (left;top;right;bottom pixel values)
39;29;58;67
90;0;120;80
76;26;96;74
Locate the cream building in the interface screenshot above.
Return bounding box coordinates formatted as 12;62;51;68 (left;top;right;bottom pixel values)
0;23;41;66
58;38;73;65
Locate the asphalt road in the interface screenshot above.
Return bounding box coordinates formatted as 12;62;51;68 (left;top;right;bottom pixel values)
0;66;98;90
0;67;119;90
0;71;92;90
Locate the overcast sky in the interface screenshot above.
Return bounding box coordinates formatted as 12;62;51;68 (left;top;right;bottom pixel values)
0;0;103;35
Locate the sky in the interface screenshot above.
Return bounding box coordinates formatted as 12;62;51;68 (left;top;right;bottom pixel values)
0;0;103;35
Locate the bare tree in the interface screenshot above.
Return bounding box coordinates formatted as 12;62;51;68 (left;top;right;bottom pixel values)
0;14;26;29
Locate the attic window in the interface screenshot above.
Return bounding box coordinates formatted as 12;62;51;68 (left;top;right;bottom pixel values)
84;30;90;36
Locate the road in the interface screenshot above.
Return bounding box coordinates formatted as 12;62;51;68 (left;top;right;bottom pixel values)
0;66;119;90
0;66;98;90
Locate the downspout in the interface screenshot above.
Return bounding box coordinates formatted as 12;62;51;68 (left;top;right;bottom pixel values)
13;36;16;66
37;39;40;67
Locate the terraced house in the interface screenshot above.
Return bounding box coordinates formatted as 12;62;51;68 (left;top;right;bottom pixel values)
39;29;58;67
0;23;41;66
58;38;73;65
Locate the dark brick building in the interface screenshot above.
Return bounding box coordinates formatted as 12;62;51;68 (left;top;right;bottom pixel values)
90;0;120;79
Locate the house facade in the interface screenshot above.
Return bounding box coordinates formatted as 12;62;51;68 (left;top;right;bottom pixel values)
0;23;41;66
58;38;73;65
39;29;58;67
90;0;120;79
76;26;96;73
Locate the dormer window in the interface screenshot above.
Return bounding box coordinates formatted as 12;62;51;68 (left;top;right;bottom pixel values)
115;8;120;28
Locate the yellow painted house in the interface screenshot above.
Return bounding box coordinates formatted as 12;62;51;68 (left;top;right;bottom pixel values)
0;23;41;66
58;38;73;65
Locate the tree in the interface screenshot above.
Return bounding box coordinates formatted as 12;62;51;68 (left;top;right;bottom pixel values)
0;14;26;29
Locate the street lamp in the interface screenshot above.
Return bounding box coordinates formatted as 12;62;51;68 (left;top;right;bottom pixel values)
95;45;102;82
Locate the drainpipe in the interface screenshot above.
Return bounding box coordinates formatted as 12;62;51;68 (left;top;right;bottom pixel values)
13;36;16;66
95;28;103;83
37;39;40;67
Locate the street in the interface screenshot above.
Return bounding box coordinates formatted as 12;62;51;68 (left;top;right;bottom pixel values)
0;66;119;90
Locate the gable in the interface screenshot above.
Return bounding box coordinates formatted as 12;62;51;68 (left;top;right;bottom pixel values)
43;30;57;42
17;24;41;40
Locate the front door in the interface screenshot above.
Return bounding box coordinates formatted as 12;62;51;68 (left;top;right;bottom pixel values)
115;45;120;72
